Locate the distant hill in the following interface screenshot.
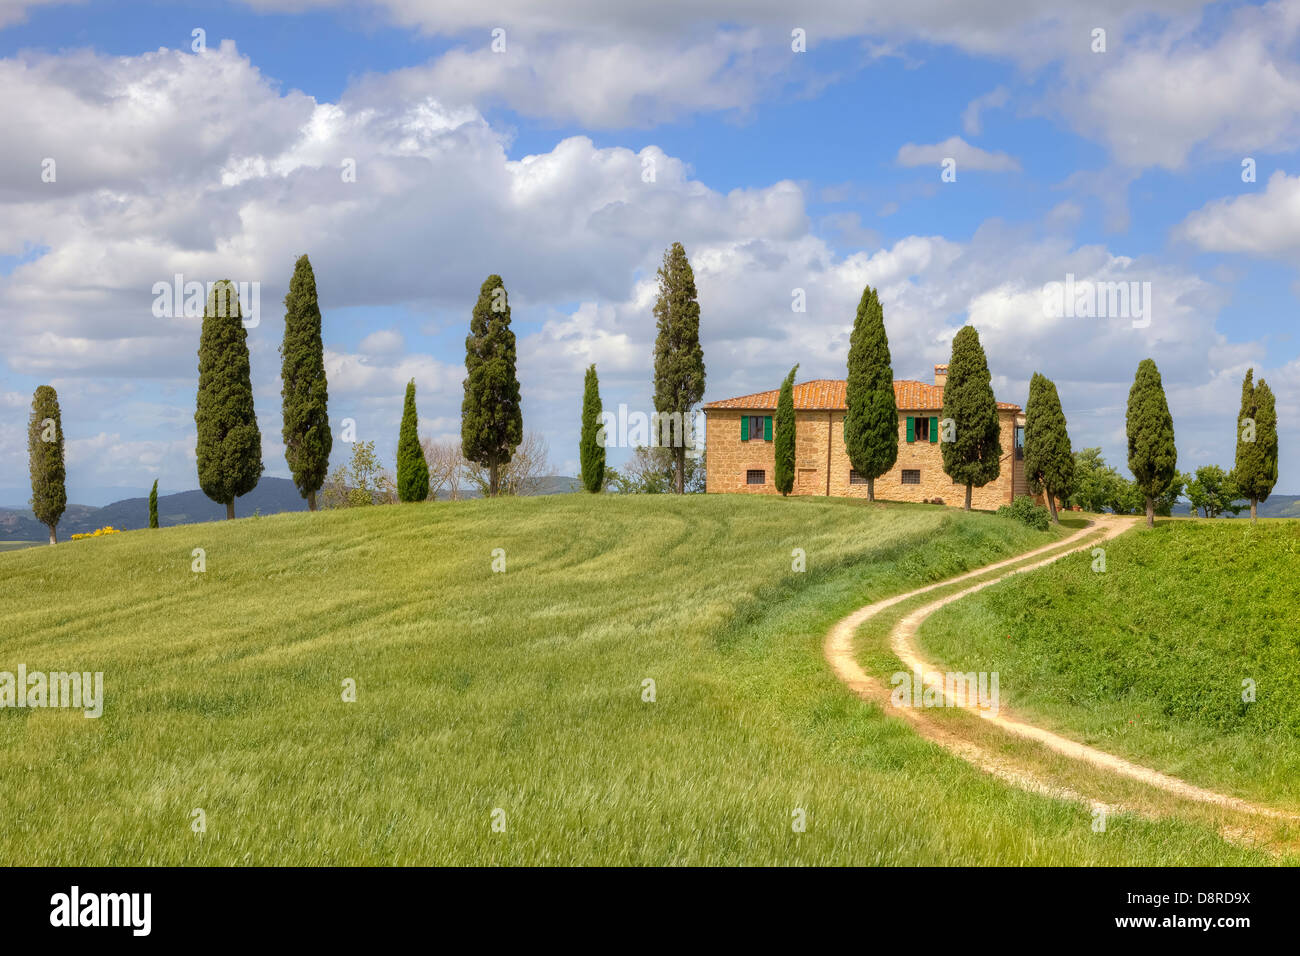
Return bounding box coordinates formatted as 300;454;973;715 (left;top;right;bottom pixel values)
0;475;582;540
1172;494;1300;518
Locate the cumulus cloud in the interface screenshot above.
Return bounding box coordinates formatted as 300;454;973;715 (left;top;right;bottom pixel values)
1053;0;1300;170
896;136;1020;173
1175;170;1300;260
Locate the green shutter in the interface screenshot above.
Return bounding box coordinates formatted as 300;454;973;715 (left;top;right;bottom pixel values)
905;416;915;443
930;416;939;443
763;416;772;441
741;416;749;441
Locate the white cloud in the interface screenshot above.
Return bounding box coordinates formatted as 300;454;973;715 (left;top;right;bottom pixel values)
896;136;1020;173
358;329;405;355
1175;170;1300;260
961;86;1009;136
1054;0;1300;170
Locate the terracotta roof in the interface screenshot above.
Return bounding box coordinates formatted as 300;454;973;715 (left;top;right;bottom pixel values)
703;378;1019;412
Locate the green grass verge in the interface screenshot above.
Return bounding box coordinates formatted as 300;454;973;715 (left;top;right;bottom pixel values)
0;497;1273;864
917;519;1300;808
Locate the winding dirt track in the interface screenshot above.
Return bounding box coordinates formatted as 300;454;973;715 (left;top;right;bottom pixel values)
824;516;1299;824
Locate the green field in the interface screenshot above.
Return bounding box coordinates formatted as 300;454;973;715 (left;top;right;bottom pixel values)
917;520;1300;808
0;497;1278;865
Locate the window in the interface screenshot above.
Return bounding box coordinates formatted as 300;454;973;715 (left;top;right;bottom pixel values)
914;417;930;441
901;469;921;485
741;415;771;442
1014;424;1024;460
849;470;868;484
746;469;766;485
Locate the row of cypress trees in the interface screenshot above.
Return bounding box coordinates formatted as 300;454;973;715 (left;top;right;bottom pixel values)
765;284;1279;526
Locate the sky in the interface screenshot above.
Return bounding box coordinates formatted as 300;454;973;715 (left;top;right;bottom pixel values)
0;0;1297;505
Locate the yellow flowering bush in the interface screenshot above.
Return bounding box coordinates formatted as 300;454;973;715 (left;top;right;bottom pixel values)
70;526;123;541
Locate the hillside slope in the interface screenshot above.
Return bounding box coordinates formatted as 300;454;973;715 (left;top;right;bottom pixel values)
0;497;1271;865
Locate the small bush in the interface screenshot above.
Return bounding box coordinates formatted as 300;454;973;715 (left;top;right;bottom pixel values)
996;495;1049;531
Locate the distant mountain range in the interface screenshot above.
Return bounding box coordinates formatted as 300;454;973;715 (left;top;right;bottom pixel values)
0;475;582;542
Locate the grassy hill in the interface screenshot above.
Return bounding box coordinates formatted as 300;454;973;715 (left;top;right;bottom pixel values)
917;520;1300;807
0;496;1276;865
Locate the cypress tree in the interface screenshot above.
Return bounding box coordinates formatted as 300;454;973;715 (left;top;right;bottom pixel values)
27;385;66;545
1233;368;1278;523
940;325;1002;510
462;275;523;497
580;364;605;493
149;479;159;528
1125;358;1177;528
1023;372;1074;524
397;379;429;502
280;254;331;511
652;242;706;494
843;285;898;501
195;279;263;519
774;364;798;497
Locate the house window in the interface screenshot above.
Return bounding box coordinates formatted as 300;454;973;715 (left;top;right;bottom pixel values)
1014;424;1024;460
901;469;921;485
849;469;868;484
914;417;930;441
746;469;765;485
741;415;771;442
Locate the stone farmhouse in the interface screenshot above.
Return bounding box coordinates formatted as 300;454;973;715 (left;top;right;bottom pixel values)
702;365;1028;509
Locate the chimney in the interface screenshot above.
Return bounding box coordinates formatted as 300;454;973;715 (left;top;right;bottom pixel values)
934;364;948;387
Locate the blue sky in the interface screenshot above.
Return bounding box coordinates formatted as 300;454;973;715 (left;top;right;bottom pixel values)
1;0;1297;505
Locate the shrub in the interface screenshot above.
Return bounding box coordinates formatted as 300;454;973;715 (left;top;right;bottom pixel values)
996;495;1049;531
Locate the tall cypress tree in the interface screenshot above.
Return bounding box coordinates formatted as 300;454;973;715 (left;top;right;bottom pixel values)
940;325;1002;510
149;479;159;529
1126;358;1177;528
1233;368;1278;523
652;242;706;494
1023;372;1074;523
462;275;523;496
396;379;429;502
580;364;605;493
281;254;331;511
843;284;898;501
27;385;66;545
195;279;263;519
774;364;798;497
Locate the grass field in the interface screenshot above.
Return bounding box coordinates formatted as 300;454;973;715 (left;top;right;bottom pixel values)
917;520;1300;808
0;496;1280;865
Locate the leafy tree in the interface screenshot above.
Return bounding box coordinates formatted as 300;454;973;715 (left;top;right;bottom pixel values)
1183;465;1245;518
1233;368;1278;523
321;440;395;508
580;364;605;493
773;364;798;497
280;254;331;511
1126;358;1177;528
652;242;706;494
842;285;897;501
149;479;159;528
195;280;263;520
397;379;429;502
940;325;1002;510
27;385;66;545
462;275;523;496
1023;372;1074;524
